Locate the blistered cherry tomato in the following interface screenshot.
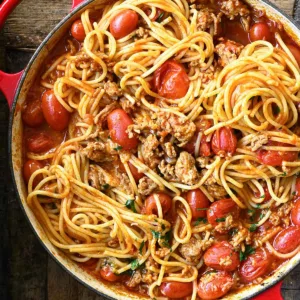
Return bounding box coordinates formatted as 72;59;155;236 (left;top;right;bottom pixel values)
22;99;45;127
41;90;70;131
110;9;139;39
211;127;237;157
239;248;271;283
107;109;138;150
207;198;239;228
291;199;300;225
204;241;239;271
128;162;144;182
153;60;190;99
143;192;172;215
100;266;119;282
273;226;300;253
249;22;272;42
71;19;86;42
254;184;271;202
160;281;193;298
287;44;300;66
186;189;210;220
27;132;53;153
23;159;43;187
197;271;233;300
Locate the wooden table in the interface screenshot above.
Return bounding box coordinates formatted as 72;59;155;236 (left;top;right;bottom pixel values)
1;0;300;299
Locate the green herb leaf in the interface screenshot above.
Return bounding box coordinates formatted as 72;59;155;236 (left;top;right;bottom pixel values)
239;245;255;261
292;191;296;196
249;224;257;232
247;209;254;215
196;208;209;211
102;183;110;190
273;105;281;115
259;194;265;199
256;204;261;209
139;241;145;254
114;145;123;151
229;228;238;236
130;259;139;270
194;217;208;226
161;231;172;248
216;217;226;222
125;199;137;213
157;12;164;23
151;229;161;239
161;224;166;230
281;172;287;176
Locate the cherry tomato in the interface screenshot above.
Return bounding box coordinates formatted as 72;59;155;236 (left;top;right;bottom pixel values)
41;90;70;131
249;22;272;42
143;192;172;215
153;60;190;99
145;7;164;21
160;281;193;298
254;184;271;202
295;177;300;197
107;109;138;150
71;19;86;42
207;198;239;228
287;44;300;66
258;220;273;233
239;248;271;283
273;226;300;254
211;127;237;157
197;271;233;300
22;99;45;127
204;241;239;271
291;199;300;226
27;132;53;153
110;10;139;39
185;189;210;220
100;266;119;282
23;159;44;187
128;162;144;182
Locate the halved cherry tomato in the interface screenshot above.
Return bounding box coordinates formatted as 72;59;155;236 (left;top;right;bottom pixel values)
207;198;239;228
153;60;190;99
22;99;45;127
110;9;139;39
291;199;300;225
128;162;144;182
287;44;300;66
254;184;271;202
249;22;272;42
160;281;193;298
197;271;233;300
23;159;44;187
211;127;237;157
143;192;172;215
107;109;138;150
100;266;119;282
41;90;70;131
27;132;53;153
273;226;300;253
204;241;239;271
256;139;298;166
71;20;86;42
239;248;271;283
185;189;210;220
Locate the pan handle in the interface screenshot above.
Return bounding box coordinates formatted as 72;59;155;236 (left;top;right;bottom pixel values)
252;281;283;300
0;0;21;29
72;0;86;10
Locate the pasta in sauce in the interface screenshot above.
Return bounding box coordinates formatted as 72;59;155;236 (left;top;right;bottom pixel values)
22;0;300;299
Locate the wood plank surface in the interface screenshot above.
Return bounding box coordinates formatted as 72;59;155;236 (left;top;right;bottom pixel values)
1;0;300;299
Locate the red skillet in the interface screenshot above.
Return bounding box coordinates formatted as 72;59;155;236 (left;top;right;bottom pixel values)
0;0;290;298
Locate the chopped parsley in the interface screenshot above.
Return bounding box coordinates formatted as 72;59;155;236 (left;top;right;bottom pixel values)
281;172;287;177
196;207;209;211
161;231;172;248
161;224;166;230
260;194;265;199
139;241;145;254
247;209;254;215
114;145;123;151
259;213;265;220
157;12;164;23
256;204;261;209
216;217;226;222
125;199;137;213
239;245;255;261
249;224;257;232
273;105;281;115
130;259;140;270
151;229;161;239
102;183;110;190
292;191;296;196
229;228;238;236
194;217;208;226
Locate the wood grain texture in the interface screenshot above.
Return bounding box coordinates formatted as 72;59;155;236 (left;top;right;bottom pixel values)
0;0;300;300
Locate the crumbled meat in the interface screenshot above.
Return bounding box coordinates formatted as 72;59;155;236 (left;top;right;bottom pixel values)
135;27;149;39
142;134;161;169
197;8;222;35
107;238;119;248
162;142;177;159
277;202;293;217
141;269;158;284
230;224;252;250
158;160;177;181
81;142;116;163
126;270;142;288
215;38;244;67
175;152;199;185
270;202;293;227
250;133;268;151
155;247;171;258
67;39;77;55
137;177;158;196
206;183;228;199
197;157;210;168
120;96;135;113
179;237;202;263
215;215;235;233
269;213;281;226
220;256;233;266
220;0;250;20
94;102;118;128
199;271;233;291
104;81;122;99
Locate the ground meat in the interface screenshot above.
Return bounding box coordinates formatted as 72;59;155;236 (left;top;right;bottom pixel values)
162;142;177;159
220;0;250;20
197;8;222;35
158;160;177;181
126;270;142;288
175;152;199;185
94;102;118;128
104;81;122;99
230;224;252;250
142;134;161;169
270;202;293;227
196;157;210;168
215;215;235;233
141;269;158;284
88;164;119;189
179;237;202;263
215;38;244;67
155;247;171;258
206;184;228;199
137;177;158;196
135;27;149;39
250;133;268;151
120;96;135;113
81;142;115;163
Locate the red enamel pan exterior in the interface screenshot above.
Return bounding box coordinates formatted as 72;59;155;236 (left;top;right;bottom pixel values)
0;0;296;299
